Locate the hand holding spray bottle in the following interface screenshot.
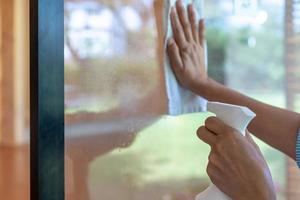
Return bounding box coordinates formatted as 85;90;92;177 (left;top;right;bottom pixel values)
195;102;256;200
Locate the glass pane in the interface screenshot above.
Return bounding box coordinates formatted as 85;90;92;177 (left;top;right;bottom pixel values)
64;1;211;199
65;0;288;200
204;0;286;199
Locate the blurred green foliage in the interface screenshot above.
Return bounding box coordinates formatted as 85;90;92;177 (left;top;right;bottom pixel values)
206;19;284;91
206;25;229;84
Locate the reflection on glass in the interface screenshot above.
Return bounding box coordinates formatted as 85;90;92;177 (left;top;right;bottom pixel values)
65;0;287;200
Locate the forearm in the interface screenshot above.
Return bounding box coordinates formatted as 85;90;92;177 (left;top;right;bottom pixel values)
198;78;300;159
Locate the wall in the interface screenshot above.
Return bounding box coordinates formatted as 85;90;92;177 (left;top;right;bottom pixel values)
0;0;29;145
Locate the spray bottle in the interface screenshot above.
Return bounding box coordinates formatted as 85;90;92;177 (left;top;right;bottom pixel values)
195;101;256;200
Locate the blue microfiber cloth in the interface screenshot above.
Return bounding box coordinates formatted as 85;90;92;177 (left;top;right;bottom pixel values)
164;0;207;115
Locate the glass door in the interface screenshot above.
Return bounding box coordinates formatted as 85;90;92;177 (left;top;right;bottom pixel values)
63;0;287;200
30;0;300;200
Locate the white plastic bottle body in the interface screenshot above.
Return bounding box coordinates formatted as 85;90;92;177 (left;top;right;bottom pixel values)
195;185;231;200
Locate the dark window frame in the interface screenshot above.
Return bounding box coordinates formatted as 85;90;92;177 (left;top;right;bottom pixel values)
30;0;64;199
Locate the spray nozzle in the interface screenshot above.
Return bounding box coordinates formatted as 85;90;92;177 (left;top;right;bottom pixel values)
207;102;256;135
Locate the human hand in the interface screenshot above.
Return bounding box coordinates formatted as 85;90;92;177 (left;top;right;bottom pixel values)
197;117;276;200
167;0;209;93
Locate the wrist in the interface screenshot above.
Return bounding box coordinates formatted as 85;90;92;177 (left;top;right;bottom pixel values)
193;78;222;100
